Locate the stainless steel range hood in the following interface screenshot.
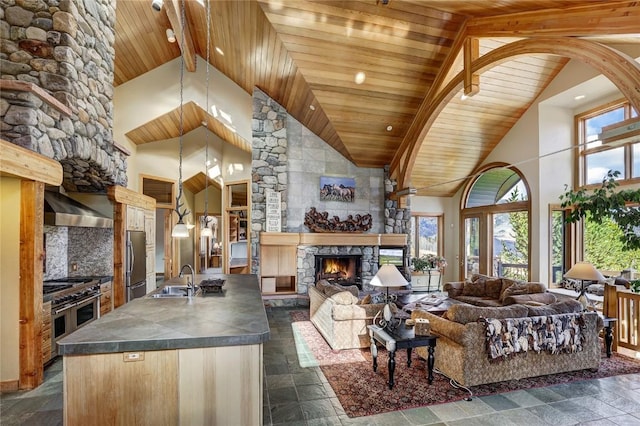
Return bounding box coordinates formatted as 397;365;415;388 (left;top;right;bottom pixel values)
44;191;113;228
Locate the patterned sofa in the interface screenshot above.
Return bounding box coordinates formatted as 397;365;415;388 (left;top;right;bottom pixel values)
411;300;602;387
444;274;557;307
309;280;386;350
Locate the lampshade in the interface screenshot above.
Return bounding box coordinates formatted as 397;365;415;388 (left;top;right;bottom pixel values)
564;262;605;282
171;221;189;238
370;264;409;288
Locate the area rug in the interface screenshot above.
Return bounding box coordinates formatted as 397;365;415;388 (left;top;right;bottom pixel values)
290;310;640;418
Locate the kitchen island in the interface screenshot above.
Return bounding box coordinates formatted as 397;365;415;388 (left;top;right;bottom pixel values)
58;274;269;425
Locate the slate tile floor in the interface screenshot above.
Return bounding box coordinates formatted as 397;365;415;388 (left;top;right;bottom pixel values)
3;306;640;425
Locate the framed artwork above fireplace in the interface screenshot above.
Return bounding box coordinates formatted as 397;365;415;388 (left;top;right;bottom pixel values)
319;176;355;202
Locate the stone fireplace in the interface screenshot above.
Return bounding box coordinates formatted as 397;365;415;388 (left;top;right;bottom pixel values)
0;0;127;192
315;254;362;288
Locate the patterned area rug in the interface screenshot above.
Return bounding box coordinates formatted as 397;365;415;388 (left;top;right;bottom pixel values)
290;310;640;418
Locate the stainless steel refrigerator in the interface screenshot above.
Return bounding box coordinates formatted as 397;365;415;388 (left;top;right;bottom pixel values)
126;230;147;302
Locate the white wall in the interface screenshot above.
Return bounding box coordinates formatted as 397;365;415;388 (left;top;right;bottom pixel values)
114;56;252;191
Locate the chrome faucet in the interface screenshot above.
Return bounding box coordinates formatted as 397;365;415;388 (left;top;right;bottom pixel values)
179;264;196;296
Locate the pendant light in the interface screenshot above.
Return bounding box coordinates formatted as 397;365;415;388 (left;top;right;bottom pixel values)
171;0;190;238
200;0;213;239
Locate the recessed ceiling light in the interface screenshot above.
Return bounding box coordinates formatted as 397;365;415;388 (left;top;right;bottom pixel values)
574;94;586;101
354;71;366;85
215;46;224;56
461;93;468;101
211;105;218;117
386;125;393;131
309;105;316;111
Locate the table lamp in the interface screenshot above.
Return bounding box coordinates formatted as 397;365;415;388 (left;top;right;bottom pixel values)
564;261;605;310
370;264;408;329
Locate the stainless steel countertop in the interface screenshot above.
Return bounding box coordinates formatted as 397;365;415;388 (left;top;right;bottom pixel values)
57;274;270;355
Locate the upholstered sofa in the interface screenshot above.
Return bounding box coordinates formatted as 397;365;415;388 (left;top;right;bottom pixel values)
309;280;386;350
444;274;557;307
411;299;602;387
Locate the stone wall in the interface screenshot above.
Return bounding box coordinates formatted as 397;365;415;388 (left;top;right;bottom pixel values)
0;0;126;192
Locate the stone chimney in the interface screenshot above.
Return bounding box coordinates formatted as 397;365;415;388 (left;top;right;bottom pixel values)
0;0;127;192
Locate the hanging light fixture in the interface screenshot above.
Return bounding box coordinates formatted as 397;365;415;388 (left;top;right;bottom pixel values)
200;0;214;239
171;0;190;238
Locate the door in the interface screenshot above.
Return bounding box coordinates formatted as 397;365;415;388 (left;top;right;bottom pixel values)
224;180;250;274
461;214;484;279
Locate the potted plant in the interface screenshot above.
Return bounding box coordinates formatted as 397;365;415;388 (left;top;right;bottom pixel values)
411;254;447;273
560;170;640;251
631;279;640;293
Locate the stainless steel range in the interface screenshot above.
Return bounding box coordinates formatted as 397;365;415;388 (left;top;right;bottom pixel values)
44;277;101;359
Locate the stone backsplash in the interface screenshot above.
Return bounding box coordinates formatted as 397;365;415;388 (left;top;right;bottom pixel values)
44;224;113;279
0;0;127;192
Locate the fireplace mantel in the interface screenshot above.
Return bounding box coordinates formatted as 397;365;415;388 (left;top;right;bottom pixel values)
260;232;407;247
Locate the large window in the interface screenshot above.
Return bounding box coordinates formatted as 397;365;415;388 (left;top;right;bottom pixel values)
569;101;640;275
577;100;639;186
409;214;443;260
461;165;530;280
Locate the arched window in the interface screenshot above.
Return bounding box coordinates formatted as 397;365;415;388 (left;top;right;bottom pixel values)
460;165;531;280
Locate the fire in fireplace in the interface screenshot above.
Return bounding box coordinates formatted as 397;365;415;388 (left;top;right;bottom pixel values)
315;255;362;288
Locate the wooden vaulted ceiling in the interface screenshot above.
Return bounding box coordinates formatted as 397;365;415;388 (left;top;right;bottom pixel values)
114;0;640;196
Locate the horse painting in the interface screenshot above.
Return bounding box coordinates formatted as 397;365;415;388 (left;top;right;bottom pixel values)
319;176;355;202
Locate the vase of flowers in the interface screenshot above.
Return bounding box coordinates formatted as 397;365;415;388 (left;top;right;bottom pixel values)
411;254;447;273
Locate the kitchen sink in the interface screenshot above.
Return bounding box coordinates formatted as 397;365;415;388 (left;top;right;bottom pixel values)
149;285;195;298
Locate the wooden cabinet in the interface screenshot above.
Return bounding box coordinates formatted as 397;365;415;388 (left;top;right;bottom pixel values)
42;301;52;364
100;281;112;316
63;345;263;425
126;205;144;231
259;232;298;294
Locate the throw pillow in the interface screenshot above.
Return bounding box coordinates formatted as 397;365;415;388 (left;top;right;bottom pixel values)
501;283;529;300
315;279;331;294
485;277;503;299
499;278;523;302
462;280;486;297
356;294;372;305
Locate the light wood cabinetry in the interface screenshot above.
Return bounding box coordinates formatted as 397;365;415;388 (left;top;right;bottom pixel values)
99;281;112;317
126;205;144;231
259;232;299;294
63;344;263;425
42;301;52;364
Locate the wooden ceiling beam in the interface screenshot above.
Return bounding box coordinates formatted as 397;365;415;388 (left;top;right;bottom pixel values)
467;1;640;37
396;38;640;191
464;37;480;97
164;0;196;72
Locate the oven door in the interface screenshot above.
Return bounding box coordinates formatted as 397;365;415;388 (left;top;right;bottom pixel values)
51;303;74;358
73;294;100;330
